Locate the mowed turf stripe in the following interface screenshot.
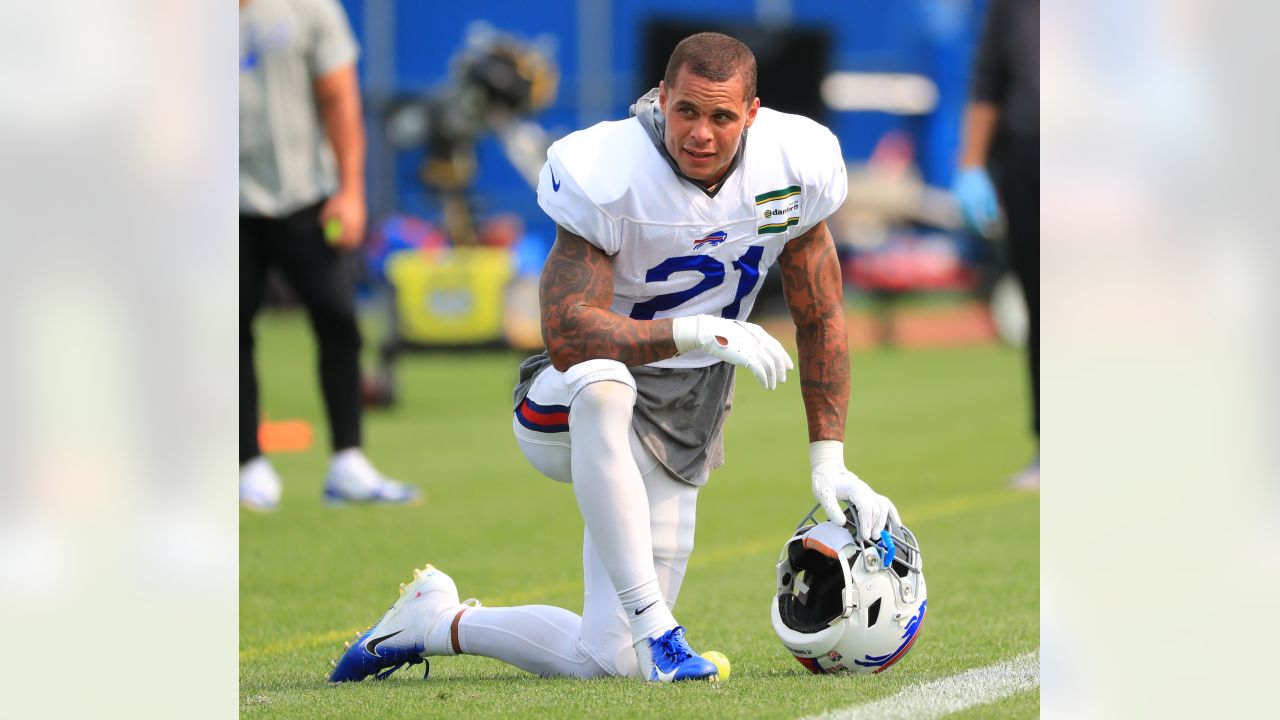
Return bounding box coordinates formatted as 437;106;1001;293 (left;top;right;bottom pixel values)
241;490;1035;662
798;651;1039;720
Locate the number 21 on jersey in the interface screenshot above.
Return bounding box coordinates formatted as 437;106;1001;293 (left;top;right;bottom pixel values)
629;246;765;321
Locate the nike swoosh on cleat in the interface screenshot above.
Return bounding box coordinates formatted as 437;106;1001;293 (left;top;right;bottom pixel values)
653;666;678;682
634;600;658;616
365;629;403;657
551;167;561;192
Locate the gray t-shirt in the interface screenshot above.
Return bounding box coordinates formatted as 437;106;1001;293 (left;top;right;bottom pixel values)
239;0;359;217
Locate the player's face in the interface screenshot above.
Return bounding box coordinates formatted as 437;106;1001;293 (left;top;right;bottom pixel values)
660;66;759;187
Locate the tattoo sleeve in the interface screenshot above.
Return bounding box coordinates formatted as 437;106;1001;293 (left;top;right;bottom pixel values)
539;225;679;371
778;220;849;442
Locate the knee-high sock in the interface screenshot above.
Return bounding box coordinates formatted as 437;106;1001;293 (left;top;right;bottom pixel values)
448;606;608;678
569;380;677;643
645;458;697;609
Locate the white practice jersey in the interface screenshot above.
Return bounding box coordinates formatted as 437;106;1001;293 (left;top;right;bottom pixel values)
536;107;848;369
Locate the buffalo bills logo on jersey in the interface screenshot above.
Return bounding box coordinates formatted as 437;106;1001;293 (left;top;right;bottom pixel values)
693;230;727;248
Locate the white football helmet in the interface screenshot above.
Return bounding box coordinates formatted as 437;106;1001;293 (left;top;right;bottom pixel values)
769;503;926;675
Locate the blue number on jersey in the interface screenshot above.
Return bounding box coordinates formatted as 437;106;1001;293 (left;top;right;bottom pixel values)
721;246;764;320
628;246;766;321
628;256;724;320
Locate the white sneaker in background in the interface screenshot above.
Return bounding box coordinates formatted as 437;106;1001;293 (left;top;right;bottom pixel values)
240;456;282;512
323;448;421;505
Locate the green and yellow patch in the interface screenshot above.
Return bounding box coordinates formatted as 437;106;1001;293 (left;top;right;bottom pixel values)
754;185;802;205
756;185;802;234
758;216;800;234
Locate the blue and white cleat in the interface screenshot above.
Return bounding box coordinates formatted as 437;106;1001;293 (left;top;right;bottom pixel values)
323;449;422;506
637;626;719;682
329;564;461;682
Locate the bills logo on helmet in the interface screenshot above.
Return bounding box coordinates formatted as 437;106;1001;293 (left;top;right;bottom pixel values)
853;599;927;673
693;230;727;248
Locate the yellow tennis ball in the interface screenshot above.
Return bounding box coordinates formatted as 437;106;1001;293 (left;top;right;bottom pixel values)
702;650;731;681
323;217;344;245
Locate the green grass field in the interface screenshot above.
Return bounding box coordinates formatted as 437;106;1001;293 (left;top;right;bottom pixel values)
241;309;1039;719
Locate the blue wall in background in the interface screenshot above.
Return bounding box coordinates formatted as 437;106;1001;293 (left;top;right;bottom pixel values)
338;0;989;240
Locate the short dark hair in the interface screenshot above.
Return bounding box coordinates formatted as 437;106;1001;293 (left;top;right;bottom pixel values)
663;32;757;101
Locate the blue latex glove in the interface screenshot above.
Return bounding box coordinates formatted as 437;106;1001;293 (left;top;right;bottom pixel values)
952;167;1000;234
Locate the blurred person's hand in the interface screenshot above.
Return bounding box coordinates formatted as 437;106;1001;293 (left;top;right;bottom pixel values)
953;166;1000;235
320;189;366;249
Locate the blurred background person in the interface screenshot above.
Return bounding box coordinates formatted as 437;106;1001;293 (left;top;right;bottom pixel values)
239;0;419;510
953;0;1039;490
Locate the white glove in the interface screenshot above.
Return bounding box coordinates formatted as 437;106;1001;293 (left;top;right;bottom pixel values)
672;315;793;390
809;440;902;542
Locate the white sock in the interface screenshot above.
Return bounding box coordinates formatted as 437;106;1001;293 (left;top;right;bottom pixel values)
450;606;609;678
568;379;678;646
424;605;463;657
617;578;677;642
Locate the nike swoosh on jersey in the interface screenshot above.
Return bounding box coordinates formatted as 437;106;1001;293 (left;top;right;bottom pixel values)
550;166;561;191
365;629;404;657
634;600;658;616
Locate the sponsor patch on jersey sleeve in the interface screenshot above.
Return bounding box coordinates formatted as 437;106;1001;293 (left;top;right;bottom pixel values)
755;185;802;234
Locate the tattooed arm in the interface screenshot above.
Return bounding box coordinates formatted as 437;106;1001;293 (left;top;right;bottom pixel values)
783;221;900;536
778;220;849;442
540;225;678;371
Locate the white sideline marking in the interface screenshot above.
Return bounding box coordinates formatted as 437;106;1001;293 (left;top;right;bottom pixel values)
799;651;1039;720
